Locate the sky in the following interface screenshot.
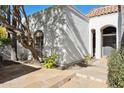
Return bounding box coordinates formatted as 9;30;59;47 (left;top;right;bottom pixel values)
24;5;104;16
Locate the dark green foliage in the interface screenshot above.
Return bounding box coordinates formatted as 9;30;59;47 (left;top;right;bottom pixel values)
108;48;124;88
0;38;11;47
43;54;58;69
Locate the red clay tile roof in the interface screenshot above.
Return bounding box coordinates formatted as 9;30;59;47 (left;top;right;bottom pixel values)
86;5;119;18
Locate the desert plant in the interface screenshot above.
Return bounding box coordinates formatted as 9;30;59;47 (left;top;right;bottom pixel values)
0;27;11;47
43;54;58;69
0;26;8;38
84;54;92;62
108;48;124;88
0;38;11;46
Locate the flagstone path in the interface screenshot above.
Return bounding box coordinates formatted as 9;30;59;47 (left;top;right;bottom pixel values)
0;60;108;88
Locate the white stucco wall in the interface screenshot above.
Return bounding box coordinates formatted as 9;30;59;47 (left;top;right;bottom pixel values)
20;6;90;66
58;6;89;65
89;12;120;58
67;7;89;55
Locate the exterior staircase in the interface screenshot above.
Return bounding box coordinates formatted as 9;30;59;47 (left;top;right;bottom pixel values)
62;59;108;88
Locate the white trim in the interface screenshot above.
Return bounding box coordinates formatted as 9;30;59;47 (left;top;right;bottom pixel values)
116;26;119;50
66;6;89;22
95;29;102;59
89;30;93;56
103;33;116;36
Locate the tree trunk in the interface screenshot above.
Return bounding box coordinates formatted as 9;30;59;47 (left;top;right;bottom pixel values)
30;47;40;64
0;5;41;64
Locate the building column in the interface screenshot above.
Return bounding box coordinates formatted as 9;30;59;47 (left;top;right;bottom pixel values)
116;17;121;50
116;27;119;50
89;29;93;56
95;28;102;59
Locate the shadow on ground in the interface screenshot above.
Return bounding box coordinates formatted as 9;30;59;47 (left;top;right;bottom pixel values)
62;61;93;70
0;60;40;84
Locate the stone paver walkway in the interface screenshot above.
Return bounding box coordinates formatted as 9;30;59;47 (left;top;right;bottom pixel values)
62;76;107;88
62;60;108;88
0;60;108;88
0;64;75;88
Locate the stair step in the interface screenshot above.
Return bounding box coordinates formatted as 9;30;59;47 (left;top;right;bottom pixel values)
62;76;107;88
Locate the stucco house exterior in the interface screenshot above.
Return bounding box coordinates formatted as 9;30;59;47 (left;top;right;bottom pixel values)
87;5;121;59
20;5;89;66
1;5;124;67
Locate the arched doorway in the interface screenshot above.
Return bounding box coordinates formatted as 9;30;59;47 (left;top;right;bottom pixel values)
91;29;96;57
34;30;44;57
102;26;116;56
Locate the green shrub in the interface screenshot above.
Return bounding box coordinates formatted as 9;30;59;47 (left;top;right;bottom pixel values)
84;54;92;62
0;40;3;47
0;38;11;47
0;26;8;38
108;48;124;88
0;26;11;47
43;54;58;69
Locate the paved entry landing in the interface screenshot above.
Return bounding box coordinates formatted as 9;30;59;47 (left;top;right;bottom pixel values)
0;64;75;88
0;64;39;84
62;61;108;88
0;61;108;88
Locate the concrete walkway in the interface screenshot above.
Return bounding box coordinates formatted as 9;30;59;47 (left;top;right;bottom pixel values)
62;76;107;88
0;64;75;88
62;60;108;88
0;60;108;88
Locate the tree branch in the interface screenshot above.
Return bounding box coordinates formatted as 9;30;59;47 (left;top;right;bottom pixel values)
21;6;29;29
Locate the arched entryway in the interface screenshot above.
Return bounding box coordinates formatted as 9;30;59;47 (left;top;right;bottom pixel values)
91;29;96;57
34;30;44;57
101;26;116;56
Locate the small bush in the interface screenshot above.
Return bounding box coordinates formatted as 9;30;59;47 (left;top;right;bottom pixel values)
0;40;3;47
108;48;124;88
0;26;8;38
43;54;58;69
0;38;11;47
0;26;11;47
84;54;92;62
0;38;11;44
